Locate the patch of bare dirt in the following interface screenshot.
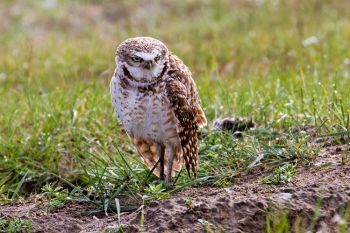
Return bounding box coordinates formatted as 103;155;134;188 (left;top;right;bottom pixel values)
0;201;122;233
1;144;350;233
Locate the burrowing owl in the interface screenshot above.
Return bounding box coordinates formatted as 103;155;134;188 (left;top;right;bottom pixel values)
110;37;207;183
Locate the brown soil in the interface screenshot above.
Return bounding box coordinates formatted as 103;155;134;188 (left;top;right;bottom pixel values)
1;144;350;233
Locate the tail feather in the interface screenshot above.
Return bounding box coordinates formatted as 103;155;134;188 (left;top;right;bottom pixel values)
196;105;207;128
178;123;198;177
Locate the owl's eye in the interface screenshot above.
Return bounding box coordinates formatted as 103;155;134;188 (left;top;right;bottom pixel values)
154;56;161;62
131;56;142;62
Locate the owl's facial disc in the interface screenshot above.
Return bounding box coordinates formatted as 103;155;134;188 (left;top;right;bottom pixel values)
116;37;169;84
124;51;165;82
129;52;162;69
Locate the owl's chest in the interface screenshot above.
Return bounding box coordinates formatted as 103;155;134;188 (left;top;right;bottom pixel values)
112;83;171;140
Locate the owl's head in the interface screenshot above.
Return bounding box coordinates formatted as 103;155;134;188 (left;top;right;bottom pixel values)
116;37;169;83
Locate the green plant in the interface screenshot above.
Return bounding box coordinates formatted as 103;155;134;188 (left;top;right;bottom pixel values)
0;193;12;205
261;163;296;184
139;197;146;233
104;224;127;233
339;203;350;233
341;150;349;165
266;209;290;233
110;198;127;233
144;183;169;201
198;219;222;233
0;217;32;233
183;196;193;207
41;183;69;212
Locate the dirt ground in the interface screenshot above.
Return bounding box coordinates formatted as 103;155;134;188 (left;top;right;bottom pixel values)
1;144;350;233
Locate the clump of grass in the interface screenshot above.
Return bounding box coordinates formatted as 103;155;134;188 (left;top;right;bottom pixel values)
0;217;32;233
190;129;315;187
101;198;128;233
260;163;296;185
266;209;291;233
41;183;69;212
266;201;350;233
143;183;169;202
341;148;349;165
75;147;149;213
338;203;350;233
0;193;12;205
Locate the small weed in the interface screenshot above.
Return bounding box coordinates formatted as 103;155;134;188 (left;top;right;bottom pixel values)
0;217;32;233
102;224;127;233
339;203;350;233
0;193;12;205
266;209;290;233
266;201;350;233
139;197;146;233
261;163;296;185
183;197;193;207
41;183;69;212
196;130;315;188
101;198;128;232
309;198;322;232
144;183;169;202
212;179;231;188
112;225;127;233
341;150;349;165
198;219;222;233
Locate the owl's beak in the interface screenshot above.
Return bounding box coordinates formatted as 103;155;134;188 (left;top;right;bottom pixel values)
143;60;154;70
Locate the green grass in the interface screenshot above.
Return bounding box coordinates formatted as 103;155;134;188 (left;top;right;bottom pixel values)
0;0;350;222
260;163;296;185
266;202;350;233
0;217;32;233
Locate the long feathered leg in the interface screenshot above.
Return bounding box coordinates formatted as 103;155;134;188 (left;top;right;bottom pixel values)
165;146;175;183
157;144;165;180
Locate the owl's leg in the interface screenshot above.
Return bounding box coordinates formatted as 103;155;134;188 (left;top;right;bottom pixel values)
165;146;175;184
157;144;165;180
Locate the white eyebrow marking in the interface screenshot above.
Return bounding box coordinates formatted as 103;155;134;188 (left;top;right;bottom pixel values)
134;51;158;61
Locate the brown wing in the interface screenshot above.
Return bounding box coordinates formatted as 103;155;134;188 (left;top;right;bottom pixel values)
167;54;207;128
165;74;203;177
165;54;207;177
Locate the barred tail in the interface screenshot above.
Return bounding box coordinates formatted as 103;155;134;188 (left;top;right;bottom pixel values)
196;105;207;128
179;123;199;177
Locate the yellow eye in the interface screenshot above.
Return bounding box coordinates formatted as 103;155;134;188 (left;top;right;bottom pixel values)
131;56;142;62
154;56;161;62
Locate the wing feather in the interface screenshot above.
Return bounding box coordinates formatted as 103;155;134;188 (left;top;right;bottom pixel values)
165;55;206;176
